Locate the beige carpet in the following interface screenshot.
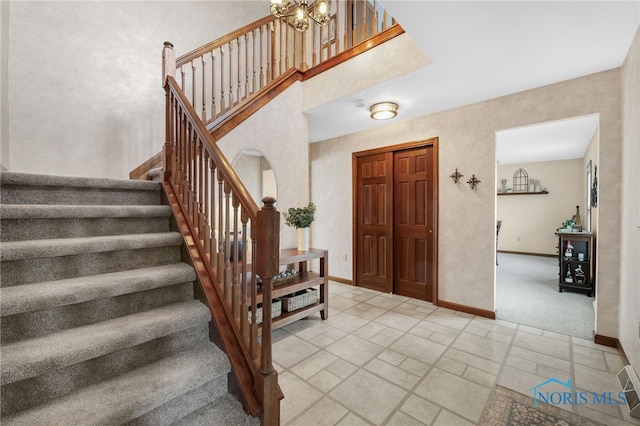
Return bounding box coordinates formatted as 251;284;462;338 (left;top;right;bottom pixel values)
478;385;606;426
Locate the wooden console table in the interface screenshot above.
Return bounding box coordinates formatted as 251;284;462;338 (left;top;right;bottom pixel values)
256;248;328;332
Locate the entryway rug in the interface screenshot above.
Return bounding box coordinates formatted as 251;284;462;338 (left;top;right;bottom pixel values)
478;385;606;425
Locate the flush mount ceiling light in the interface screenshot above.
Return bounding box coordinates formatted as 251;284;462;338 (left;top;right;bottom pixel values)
270;0;331;32
369;102;398;120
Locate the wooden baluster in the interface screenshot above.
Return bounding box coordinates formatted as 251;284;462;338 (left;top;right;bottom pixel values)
191;135;198;230
177;112;184;198
335;3;341;54
197;141;204;238
232;196;240;320
211;51;216;121
236;37;241;106
285;18;289;70
260;25;266;88
320;24;324;64
202;150;210;258
372;0;378;37
249;232;258;360
360;0;365;43
191;60;197;112
255;196;280;426
201;56;206;121
186;124;194;218
211;163;217;268
301;23;308;70
181;112;187;198
188;125;195;218
240;210;250;340
220;45;225;113
173;104;180;190
229;41;234;108
272;20;278;78
251;30;257;94
217;171;225;278
245;33;249;99
178;110;186;197
313;22;318;67
223;182;232;302
192;134;198;226
279;19;284;75
383;9;388;31
344;0;349;49
180;65;186;93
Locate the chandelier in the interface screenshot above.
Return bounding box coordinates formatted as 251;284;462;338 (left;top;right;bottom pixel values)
270;0;331;32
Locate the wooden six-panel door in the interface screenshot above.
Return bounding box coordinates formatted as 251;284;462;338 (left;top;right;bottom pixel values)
354;140;437;302
394;147;434;301
354;152;393;293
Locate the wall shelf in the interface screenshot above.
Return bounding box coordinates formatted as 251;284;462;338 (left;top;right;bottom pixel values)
497;190;549;196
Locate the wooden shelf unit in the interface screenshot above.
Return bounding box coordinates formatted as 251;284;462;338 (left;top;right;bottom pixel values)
557;231;595;296
256;248;328;332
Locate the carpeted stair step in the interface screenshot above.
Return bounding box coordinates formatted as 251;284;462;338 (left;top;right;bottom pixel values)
0;172;161;205
1;265;197;342
0;263;196;317
0;172;256;424
125;375;231;426
1;300;211;386
171;394;261;426
1;325;211;417
1;344;231;426
1;233;183;286
0;204;172;241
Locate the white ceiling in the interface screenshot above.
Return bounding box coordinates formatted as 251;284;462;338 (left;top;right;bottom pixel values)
496;114;599;165
306;1;639;162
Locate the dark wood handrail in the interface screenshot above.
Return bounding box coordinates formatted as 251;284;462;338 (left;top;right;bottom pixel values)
165;75;261;221
176;15;276;68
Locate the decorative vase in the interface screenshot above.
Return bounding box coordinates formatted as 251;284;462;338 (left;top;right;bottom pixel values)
297;227;310;251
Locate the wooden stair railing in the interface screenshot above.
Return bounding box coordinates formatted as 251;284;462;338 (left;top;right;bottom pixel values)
140;3;406;424
163;71;281;424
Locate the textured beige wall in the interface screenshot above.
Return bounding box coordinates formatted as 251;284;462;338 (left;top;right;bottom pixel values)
620;26;640;369
1;0;8;170
218;83;309;251
310;69;622;338
233;153;262;205
6;1;265;179
302;33;430;111
497;160;584;255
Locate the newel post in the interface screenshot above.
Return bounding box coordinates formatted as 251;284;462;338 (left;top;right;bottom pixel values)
162;41;175;86
255;196;280;425
162;41;175;182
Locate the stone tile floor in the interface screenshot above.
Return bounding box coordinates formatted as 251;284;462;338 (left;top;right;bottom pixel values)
272;282;640;425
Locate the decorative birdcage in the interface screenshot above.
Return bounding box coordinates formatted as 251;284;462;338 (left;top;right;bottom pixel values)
513;168;528;192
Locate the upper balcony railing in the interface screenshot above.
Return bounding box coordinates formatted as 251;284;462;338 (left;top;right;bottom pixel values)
169;0;399;129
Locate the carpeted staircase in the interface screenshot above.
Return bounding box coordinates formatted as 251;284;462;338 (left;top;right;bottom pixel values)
0;172;259;425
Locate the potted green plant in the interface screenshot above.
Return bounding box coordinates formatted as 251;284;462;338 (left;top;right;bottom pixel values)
284;202;316;251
